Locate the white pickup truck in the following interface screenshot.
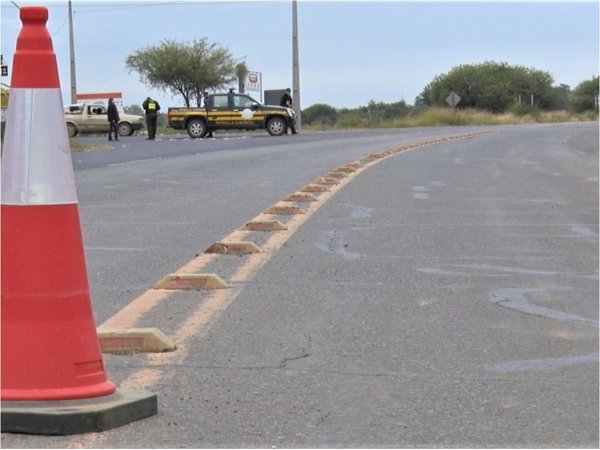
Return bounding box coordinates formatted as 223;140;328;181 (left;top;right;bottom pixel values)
64;103;145;137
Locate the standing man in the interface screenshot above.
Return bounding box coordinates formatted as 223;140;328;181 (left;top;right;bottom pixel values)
107;97;120;141
203;91;213;138
279;88;297;135
280;88;293;108
142;96;160;140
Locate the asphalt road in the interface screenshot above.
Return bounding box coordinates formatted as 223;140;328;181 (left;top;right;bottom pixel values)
2;124;598;448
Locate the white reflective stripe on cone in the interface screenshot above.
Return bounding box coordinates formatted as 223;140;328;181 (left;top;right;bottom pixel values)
1;88;77;205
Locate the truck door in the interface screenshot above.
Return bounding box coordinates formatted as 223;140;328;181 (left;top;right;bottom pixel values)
208;94;235;128
232;94;262;129
85;105;108;133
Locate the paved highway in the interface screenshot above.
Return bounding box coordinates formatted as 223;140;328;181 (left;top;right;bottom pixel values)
3;124;598;448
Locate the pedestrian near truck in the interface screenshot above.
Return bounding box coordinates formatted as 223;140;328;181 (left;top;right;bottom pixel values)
280;88;293;108
279;88;297;135
142;96;160;140
202;91;213;138
107;97;119;141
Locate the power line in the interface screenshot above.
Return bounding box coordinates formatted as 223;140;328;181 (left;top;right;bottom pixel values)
52;14;69;36
72;2;238;13
12;1;239;13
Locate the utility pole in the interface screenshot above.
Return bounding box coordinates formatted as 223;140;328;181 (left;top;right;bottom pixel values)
292;0;301;129
68;0;77;103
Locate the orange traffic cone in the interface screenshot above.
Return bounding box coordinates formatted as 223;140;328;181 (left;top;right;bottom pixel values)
1;6;156;434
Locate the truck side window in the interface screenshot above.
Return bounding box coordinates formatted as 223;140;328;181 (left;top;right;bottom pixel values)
212;95;228;109
234;95;254;109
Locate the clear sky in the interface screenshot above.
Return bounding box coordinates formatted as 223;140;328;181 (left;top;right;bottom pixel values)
1;0;598;110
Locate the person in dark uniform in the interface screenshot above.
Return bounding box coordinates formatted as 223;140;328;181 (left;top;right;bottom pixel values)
202;91;213;138
280;88;293;108
142;96;160;140
107;97;120;141
279;88;297;135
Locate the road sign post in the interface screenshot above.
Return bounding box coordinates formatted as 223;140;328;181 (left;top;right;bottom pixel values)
446;91;461;110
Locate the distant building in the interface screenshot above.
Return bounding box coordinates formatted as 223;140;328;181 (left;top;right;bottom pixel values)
76;92;124;113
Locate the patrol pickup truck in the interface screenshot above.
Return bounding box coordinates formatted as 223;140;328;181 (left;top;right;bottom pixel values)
167;92;296;138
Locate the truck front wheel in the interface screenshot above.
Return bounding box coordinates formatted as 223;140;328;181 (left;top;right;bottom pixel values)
118;122;133;136
267;117;287;136
66;122;78;137
186;118;207;139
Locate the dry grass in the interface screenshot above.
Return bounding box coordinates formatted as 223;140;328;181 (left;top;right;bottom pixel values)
308;107;597;130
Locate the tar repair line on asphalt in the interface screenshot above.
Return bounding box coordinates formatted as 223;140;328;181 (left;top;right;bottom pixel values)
96;131;494;355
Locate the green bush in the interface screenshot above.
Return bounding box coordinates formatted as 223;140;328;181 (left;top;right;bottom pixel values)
336;111;363;128
303;103;339;126
570;76;599;113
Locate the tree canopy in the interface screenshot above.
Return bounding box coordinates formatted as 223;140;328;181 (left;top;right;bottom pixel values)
570;76;599;113
235;63;249;93
415;61;563;112
302;103;339;126
126;38;242;107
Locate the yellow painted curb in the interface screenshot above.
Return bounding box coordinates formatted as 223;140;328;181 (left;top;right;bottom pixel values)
301;184;331;192
97;328;176;354
326;172;347;179
204;241;262;255
283;193;319;202
313;178;335;185
334;166;356;173
154;273;230;290
265;204;307;215
345;162;363;169
240;220;288;231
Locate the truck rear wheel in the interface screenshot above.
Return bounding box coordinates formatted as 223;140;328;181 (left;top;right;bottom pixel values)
186;118;207;139
267;117;287;136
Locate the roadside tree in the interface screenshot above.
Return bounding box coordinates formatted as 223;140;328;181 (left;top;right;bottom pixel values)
570;76;599;113
235;63;249;93
302;104;339;126
126;38;242;107
416;61;557;113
